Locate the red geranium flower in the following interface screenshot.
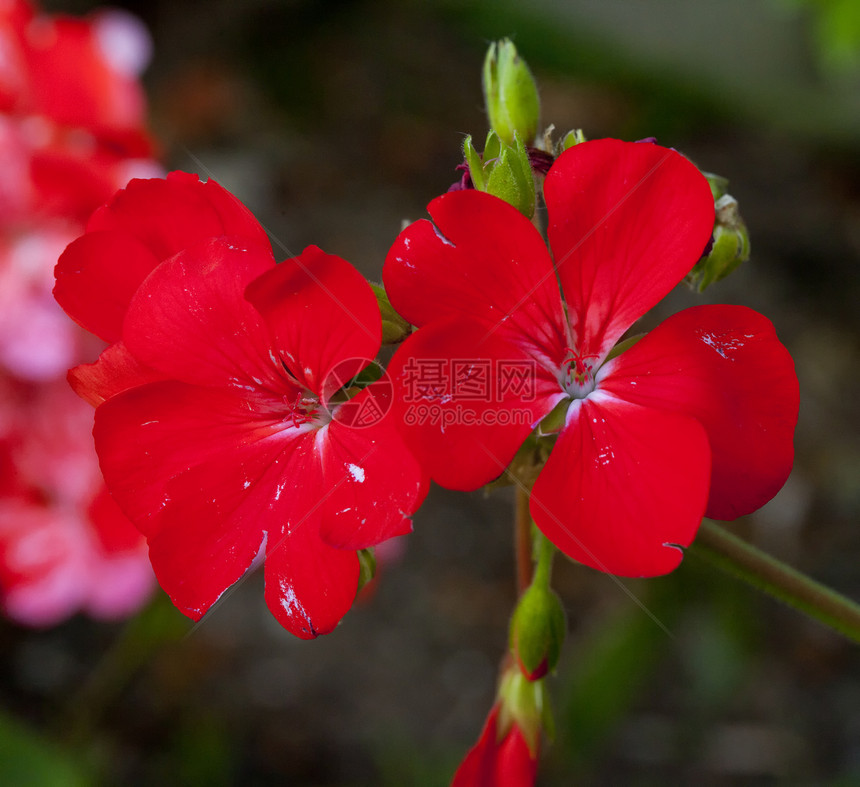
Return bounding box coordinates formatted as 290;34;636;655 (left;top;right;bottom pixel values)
55;174;426;637
384;139;798;576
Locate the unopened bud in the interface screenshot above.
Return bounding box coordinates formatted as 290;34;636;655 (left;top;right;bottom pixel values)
702;170;730;201
483;38;540;146
688;192;750;291
510;582;566;680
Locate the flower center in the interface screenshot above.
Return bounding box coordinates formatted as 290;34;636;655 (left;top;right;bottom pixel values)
560;347;597;399
282;391;320;428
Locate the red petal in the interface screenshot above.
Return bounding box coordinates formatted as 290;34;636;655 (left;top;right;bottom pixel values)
93;379;369;631
264;517;359;639
599;304;798;519
452;707;501;787
94;381;305;536
316;398;427;550
389;319;563;490
122;238;284;390
54;172;271;342
69;341;166;407
245;246;381;393
531;393;711;576
496;725;539;787
54;230;160;342
383;190;568;367
86;171;270;260
545;139;714;362
87;486;146;553
93;380;317;618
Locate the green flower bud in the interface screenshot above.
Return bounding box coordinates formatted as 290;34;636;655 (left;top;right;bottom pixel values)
688;193;751;292
370;283;411;344
483;38;540;146
509;581;567;680
702;170;730;201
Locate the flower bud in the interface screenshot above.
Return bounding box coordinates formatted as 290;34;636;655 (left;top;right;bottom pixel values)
483;38;540;146
510;581;566;680
688;193;750;292
702;170;730;201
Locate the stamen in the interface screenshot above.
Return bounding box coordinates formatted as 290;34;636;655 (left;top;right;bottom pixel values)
562;347;598;387
283;392;319;427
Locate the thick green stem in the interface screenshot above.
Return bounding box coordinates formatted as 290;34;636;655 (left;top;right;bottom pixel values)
689;520;860;644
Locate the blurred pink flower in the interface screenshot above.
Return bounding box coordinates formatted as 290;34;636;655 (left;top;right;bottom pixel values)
0;380;154;626
0;0;160;625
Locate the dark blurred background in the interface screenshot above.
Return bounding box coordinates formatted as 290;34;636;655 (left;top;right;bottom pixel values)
3;0;859;784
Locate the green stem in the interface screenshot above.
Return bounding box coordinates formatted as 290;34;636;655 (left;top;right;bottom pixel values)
531;527;556;589
689;520;860;644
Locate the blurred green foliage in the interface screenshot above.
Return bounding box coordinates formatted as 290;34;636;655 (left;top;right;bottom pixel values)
780;0;860;72
0;712;90;787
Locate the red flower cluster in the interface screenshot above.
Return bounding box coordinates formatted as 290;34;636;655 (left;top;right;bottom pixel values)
55;173;427;638
385;139;799;577
0;0;158;625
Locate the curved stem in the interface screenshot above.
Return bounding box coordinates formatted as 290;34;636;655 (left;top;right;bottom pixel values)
689;520;860;644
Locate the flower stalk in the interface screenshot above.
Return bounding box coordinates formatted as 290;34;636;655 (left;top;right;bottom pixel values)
515;486;533;593
690;519;860;644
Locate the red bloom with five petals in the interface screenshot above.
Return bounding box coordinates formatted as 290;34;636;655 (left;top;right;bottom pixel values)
385;139;798;576
55;173;426;637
